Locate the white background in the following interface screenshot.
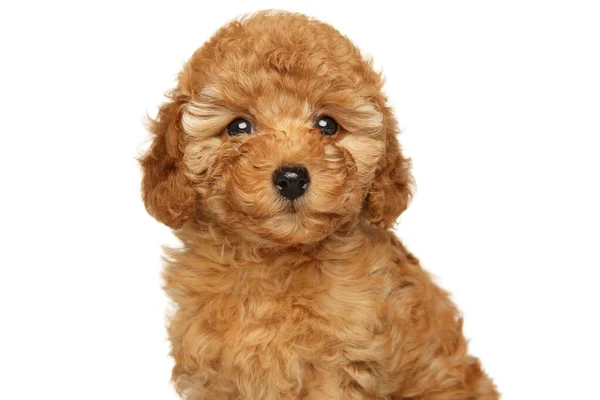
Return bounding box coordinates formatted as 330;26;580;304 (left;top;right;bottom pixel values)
1;1;599;399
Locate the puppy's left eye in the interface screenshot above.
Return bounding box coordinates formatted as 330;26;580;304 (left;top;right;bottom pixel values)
227;118;253;136
315;116;339;136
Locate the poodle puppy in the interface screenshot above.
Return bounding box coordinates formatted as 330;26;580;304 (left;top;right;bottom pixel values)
140;11;498;400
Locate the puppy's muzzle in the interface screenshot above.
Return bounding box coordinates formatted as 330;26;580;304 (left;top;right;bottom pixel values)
273;166;310;201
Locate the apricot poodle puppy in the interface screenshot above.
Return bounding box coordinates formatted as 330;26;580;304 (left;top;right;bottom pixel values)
140;11;498;400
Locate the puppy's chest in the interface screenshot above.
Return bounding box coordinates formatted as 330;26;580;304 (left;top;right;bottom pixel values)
193;260;391;392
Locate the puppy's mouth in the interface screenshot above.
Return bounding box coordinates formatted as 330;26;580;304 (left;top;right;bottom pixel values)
284;201;299;213
284;201;313;217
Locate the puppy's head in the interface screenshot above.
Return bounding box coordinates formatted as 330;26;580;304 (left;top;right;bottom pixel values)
141;11;412;246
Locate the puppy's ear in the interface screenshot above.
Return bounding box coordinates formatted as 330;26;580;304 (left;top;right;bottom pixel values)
140;91;196;228
365;109;413;229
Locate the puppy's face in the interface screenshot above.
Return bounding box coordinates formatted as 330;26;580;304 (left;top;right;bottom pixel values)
141;12;412;246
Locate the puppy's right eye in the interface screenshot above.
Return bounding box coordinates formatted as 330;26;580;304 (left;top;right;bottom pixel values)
227;118;253;136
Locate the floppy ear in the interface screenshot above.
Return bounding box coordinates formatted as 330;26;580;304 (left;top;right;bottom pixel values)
365;109;414;230
140;91;197;228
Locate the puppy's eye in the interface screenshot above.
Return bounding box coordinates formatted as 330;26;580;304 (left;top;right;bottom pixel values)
315;116;339;136
227;118;253;136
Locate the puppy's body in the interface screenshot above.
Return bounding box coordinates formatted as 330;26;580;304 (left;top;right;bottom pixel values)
165;222;496;399
141;11;498;399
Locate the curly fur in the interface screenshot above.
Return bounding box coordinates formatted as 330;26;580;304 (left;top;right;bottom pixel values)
140;10;498;399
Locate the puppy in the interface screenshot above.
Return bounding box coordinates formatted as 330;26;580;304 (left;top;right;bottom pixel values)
140;11;498;400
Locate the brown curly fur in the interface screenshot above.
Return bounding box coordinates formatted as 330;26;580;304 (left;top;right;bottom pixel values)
140;10;498;400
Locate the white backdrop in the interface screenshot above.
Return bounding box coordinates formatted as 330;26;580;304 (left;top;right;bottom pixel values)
1;1;599;399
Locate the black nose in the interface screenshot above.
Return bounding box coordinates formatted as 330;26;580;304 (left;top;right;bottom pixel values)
273;166;310;200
